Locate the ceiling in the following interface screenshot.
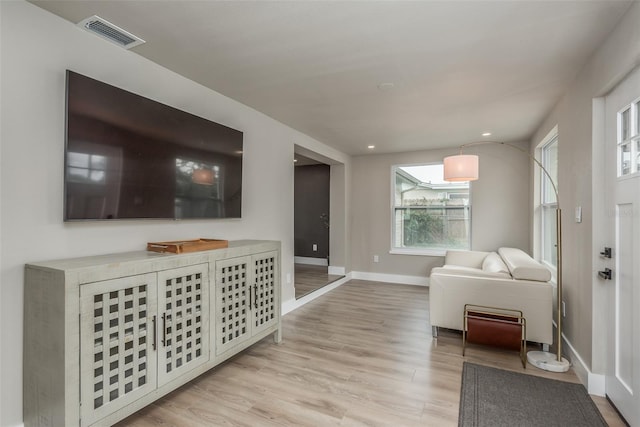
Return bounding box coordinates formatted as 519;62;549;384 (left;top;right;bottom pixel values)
31;1;632;156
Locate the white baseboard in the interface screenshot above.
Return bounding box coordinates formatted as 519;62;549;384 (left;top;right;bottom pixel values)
328;265;345;275
588;372;606;397
294;256;328;266
557;325;606;396
351;271;429;286
282;273;352;315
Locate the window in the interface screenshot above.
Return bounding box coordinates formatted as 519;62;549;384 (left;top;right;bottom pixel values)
617;98;640;177
540;134;558;268
392;164;471;254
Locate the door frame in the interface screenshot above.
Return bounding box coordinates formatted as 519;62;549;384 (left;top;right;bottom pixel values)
293;145;347;277
592;65;640;424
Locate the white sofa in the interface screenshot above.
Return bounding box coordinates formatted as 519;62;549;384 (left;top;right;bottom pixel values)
429;247;553;345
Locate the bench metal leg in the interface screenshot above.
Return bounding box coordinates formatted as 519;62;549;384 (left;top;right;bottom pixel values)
432;325;438;338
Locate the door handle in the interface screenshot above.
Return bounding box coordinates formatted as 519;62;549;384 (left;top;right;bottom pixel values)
600;247;612;258
598;268;612;280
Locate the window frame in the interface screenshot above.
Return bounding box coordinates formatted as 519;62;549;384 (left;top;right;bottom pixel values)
536;129;559;273
390;163;472;257
617;96;640;178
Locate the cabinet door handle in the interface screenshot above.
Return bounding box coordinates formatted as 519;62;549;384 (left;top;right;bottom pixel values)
254;284;258;309
152;315;157;351
161;313;167;346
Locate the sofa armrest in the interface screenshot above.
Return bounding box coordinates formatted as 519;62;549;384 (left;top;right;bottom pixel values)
444;250;490;269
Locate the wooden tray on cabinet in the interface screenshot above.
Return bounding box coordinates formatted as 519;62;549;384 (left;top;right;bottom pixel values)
147;238;228;254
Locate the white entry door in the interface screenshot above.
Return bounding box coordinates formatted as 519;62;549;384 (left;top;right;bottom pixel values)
604;65;640;426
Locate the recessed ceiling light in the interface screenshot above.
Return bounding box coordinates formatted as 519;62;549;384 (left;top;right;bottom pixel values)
367;145;375;149
293;159;298;163
482;132;492;137
377;83;395;91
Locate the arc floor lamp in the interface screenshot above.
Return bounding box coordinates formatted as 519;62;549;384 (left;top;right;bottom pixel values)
443;141;570;373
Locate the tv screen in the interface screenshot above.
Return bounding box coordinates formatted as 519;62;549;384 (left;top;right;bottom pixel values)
64;70;243;221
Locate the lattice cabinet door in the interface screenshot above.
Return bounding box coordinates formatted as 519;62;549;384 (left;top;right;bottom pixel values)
251;251;280;336
157;264;210;386
79;273;158;427
215;256;251;355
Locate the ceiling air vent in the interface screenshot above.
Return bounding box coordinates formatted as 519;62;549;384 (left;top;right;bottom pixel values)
77;15;145;49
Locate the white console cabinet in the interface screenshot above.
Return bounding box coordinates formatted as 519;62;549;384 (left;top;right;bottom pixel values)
24;240;281;427
215;251;279;356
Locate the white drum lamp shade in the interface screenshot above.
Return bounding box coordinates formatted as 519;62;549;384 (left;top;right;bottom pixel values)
443;154;479;182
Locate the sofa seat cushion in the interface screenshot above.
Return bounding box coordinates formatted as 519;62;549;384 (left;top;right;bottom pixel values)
498;247;552;282
437;265;512;279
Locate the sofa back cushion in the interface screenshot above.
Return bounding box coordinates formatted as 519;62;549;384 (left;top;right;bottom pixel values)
444;250;489;269
482;252;511;276
498;247;552;282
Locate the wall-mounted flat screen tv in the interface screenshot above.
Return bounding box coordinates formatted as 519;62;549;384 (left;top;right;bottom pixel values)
64;70;243;221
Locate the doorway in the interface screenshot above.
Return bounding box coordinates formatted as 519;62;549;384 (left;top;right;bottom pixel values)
294;151;344;298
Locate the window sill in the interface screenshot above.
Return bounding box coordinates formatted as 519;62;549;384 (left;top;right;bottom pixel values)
389;248;447;257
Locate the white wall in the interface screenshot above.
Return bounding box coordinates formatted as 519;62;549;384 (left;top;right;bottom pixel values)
0;2;350;425
529;1;640;378
350;143;531;277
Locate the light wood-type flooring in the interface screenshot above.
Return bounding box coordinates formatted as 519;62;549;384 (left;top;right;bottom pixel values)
294;263;344;299
117;280;625;426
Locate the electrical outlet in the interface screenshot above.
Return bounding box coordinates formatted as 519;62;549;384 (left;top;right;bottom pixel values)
373;255;379;263
562;300;566;317
312;244;318;251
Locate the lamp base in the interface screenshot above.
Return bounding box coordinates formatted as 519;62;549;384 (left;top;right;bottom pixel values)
527;350;570;372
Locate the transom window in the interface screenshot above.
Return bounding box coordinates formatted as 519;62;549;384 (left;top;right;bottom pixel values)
617;98;640;177
392;164;471;255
